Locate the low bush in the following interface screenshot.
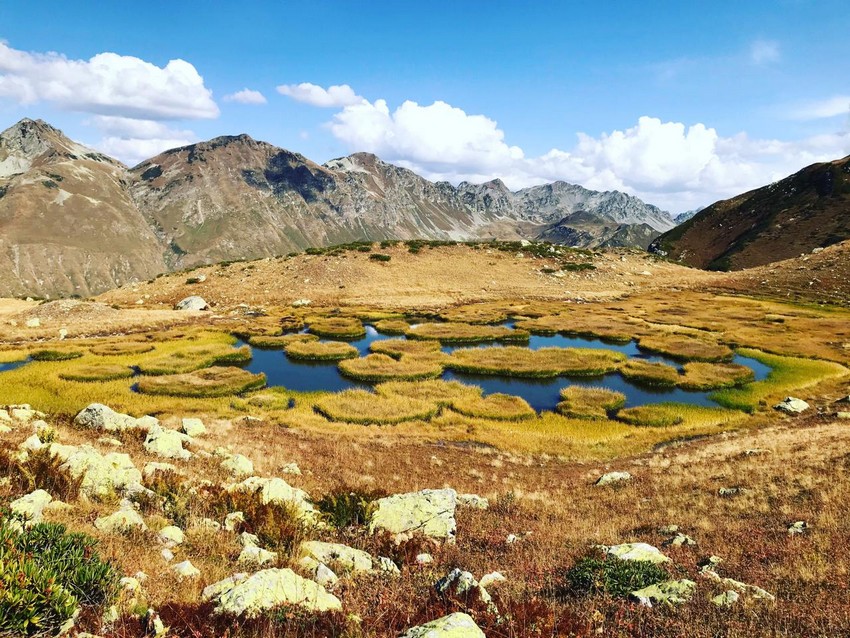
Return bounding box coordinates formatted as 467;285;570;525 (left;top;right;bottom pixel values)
369;253;391;262
209;489;309;553
338;353;444;382
558;551;668;598
620;359;680;387
1;447;83;502
557;386;626;419
136;366;266;397
59;363;135;382
314;389;439;425
284;340;358;361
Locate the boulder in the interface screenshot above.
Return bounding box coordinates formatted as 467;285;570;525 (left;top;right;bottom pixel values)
238;545;278;566
602;543;669;564
712;590;741;608
479;571;506;589
144;425;192;460
175;296;209;311
631;579;696;607
400;612;486;637
595;471;632;486
10;489;52;526
226;476;315;518
158;526;185;547
52;444;143;498
95;501;147;534
299;541;374;574
171;560;201;580
224;511;245;532
377;556;400;576
203;568;341;616
774;397;810;414
74;403;154;432
181;418;207;437
221;454;254;477
369;488;457;542
457;493;489;509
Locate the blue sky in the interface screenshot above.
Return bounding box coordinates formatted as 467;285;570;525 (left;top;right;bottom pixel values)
1;1;848;212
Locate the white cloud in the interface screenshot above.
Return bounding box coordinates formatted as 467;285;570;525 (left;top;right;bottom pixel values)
787;95;850;120
324;90;850;212
85;116;195;167
750;39;780;65
277;82;363;108
223;88;267;105
0;41;218;120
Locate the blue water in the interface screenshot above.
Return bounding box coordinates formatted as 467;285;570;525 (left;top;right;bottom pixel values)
0;360;28;373
239;322;773;412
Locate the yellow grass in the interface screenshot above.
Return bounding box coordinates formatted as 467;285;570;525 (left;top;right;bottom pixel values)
0;348;30;363
338;353;444;382
369;338;446;361
375;379;482;406
406;322;529;343
283;340;358;361
679;362;755;391
136;366;267;397
137;343;251;375
306;316;366;340
313;388;439;424
638;333;733;362
58;364;135;382
620;359;680;387
556;386;626;419
450;392;536;421
447;346;626;378
373;319;410;335
247;333;318;348
514;314;635;343
89;342;156;356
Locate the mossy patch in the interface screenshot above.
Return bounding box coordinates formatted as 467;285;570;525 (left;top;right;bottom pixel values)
137;344;251;375
59;364;135;382
620;360;680;387
376;379;482;406
284;340;359;361
450;392;536;421
406;322;529;344
248;333;319;348
557;386;626;419
338;353;444;382
314;389;438;424
638;333;733;362
307;317;366;340
678;362;755;391
447;346;626;378
136;366;266;397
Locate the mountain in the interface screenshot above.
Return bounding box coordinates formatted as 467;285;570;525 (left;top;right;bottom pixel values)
673;208;702;224
650;156;850;270
0;118;674;296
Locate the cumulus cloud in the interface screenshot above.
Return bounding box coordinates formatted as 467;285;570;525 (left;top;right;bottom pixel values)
277;82;363;108
0;41;218;120
324;90;850;212
223;88;267;105
86;116;195;167
750;39;780;65
787;95;850;120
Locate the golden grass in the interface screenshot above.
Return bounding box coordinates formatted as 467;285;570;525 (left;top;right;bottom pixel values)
338;353;444;382
711;348;850;412
373;319;410;335
439;303;510;324
306;316;366;340
619;359;680;387
406;322;529;344
616;404;685;427
29;348;84;361
637;333;733;362
313;388;438;424
447;346;626;378
283;340;358;361
89;342;155;356
556;386;626;420
58;364;135;382
679;362;755;391
136;366;267;398
0;348;30;363
247;333;318;348
375;379;481;406
450;392;536;421
513;314;635;343
369;338;446;361
137;344;251;375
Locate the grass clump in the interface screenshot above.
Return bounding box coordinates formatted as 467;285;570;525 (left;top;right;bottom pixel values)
451;393;536;421
314;389;439;424
620;360;680;387
0;447;83;502
678;362;755;391
137;344;252;375
247;333;318;348
29;349;83;362
307;316;366;340
440;303;510;325
711;348;849;412
0;348;32;363
58;363;134;382
338;353;444;382
284;340;358;361
0;515;120;636
514;315;633;343
616;405;685;427
376;379;481;406
557;386;626;419
90;341;155;356
315;486;387;529
369;338;446;361
638;333;733;362
448;346;626;378
211;489;310;553
136;366;266;397
406;322;529;344
373;319;410;335
559;551;668;598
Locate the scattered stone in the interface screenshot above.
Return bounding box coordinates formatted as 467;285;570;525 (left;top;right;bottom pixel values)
171;560;201;580
399;612;485;638
712;590;741;608
21;433;44;452
435;568;498;615
181;417;207;437
0;409;10;423
25;317;40;328
161;548;174;562
235;415;264;427
788;521;809;535
194;518;222;532
238;545;278;566
377;556;400;576
226;476;316;519
457;493;489;509
74;403;154;432
700;565;775;601
10;405;41;422
631;579;696;607
369;488;457;542
10;489;52;526
835;411;850;420
479;571;506;589
281;462;302;475
300;541;374;573
203;568;342;616
221;454;254;477
505;533;520;545
595;471;632;486
239;532;260;548
158;525;185;547
774;397;810;414
95;501;147;534
292;299;311;307
224;511;245;532
602;543;670;564
175;296;208;311
416;553;434;565
664;533;697;547
144;424;192;460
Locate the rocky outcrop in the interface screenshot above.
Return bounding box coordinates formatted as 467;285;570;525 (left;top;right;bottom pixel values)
369;488;458;542
73;404;156;432
399;612;486;637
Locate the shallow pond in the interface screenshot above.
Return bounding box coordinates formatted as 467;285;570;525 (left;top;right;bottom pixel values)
240;324;771;412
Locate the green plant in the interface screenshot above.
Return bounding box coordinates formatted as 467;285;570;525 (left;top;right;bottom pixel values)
369;253;391;262
0;447;83;502
315;487;386;529
558;552;669;598
29;349;83;362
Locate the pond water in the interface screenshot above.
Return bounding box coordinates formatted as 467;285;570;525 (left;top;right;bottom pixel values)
0;360;28;373
239;324;772;412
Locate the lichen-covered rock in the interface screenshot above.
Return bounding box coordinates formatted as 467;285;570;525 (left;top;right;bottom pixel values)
434;569;497;614
595;471;632;486
226;476;315;518
774;397;810;414
175;296;208;311
700;567;775;601
203;568;341;616
238;545;278;566
158;525;185;547
224;511;245;532
631;579;696;607
10;489;52;526
52;444;143;498
74;403;154;432
221;454;254;477
479;571;506;589
369;488;457;542
95;501;147;534
299;541;373;573
181;417;207;437
144;425;192;460
712;589;741;607
377;556;401;576
602;543;669;564
171;560;200;580
399;612;486;637
457;493;489;509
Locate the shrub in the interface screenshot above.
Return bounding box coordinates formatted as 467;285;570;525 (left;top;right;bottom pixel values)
558;552;668;598
561;262;596;272
369;253;391;262
315;486;387;529
211;490;309;553
142;469;194;527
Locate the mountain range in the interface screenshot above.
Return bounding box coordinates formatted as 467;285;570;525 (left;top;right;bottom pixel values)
0;118;675;297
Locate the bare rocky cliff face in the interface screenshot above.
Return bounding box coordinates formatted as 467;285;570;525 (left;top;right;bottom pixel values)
0;119;674;297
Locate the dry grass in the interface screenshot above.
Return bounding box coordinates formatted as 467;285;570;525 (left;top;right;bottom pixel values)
620;359;680;387
247;333;318;348
369;338;446;361
376;379;481;406
373;319;410;335
679;362;755;391
338;353;444;382
616;404;686;427
439;302;512;324
136;366;267;398
406;322;529;344
514;314;636;343
58;363;135;382
637;333;733;362
557;386;627;419
306;316;366;340
313;389;438;424
137;343;251;375
447;346;626;378
0;347;29;363
450;392;536;421
283;340;358;361
90;342;156;356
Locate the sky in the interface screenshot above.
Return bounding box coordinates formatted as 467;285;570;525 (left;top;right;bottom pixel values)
1;1;849;213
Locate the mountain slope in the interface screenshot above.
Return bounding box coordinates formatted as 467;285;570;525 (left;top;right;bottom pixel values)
0;119;167;298
650;156;850;270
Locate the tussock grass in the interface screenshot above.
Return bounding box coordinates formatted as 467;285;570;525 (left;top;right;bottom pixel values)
284;340;358;361
616;404;685;427
373;319;410;335
376;379;482;406
0;348;29;363
137;344;251;375
314;389;438;424
58;364;135;382
514;314;634;343
369;338;445;360
30;348;84;362
338;353;444;382
440;303;510;324
90;342;155;356
307;316;366;340
679;362;755;391
711;348;850;412
638;333;733;362
450;392;536;421
447;346;626;378
406;322;529;344
136;366;267;398
556;386;626;419
620;359;680;387
247;333;318;348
